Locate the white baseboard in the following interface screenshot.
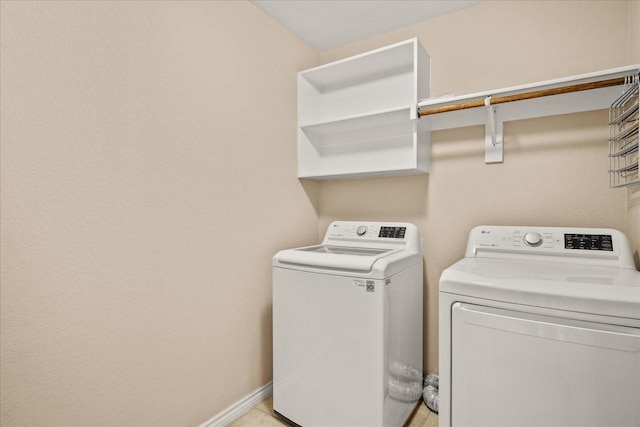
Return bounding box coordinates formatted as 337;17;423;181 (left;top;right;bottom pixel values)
199;382;273;427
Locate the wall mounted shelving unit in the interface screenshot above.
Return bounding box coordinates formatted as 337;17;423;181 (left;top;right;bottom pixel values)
296;38;639;179
297;38;430;180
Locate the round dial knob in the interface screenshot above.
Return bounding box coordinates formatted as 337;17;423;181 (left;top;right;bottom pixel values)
523;232;543;247
356;226;368;236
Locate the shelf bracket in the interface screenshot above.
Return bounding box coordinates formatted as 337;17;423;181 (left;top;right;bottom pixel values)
484;96;503;164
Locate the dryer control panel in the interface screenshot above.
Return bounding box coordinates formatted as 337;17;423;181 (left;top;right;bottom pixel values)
564;233;613;251
465;226;635;269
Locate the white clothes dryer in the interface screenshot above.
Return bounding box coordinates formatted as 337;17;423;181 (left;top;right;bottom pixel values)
273;221;423;427
439;225;640;427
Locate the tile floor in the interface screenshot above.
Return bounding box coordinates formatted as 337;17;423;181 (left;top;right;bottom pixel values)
228;396;438;427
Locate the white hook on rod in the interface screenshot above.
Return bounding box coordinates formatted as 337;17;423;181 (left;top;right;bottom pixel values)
485;96;496;146
484;96;504;164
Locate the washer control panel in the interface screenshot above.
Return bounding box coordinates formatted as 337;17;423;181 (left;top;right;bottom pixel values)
323;221;422;253
327;223;407;240
465;226;634;268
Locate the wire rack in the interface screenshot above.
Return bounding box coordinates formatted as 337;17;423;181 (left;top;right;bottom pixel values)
609;73;639;188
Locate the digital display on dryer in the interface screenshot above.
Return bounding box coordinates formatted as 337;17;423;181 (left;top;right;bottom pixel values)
379;227;406;238
564;234;613;251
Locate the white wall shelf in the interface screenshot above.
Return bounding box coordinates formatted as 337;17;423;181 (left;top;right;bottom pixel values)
298;37;638;175
418;65;640;164
297;38;430;180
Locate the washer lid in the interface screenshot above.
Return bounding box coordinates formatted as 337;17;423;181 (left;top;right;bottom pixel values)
440;258;640;319
275;245;399;272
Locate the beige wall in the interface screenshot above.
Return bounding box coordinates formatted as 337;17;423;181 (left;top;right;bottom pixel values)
0;1;318;425
1;1;639;426
317;0;638;372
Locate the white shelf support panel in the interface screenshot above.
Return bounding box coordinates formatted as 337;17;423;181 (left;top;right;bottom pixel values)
484;97;503;164
418;65;640;164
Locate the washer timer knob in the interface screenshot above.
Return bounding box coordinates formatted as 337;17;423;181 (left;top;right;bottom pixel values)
523;232;543;247
356;226;368;236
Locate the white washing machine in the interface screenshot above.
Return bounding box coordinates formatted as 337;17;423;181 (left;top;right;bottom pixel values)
439;225;640;427
273;221;423;427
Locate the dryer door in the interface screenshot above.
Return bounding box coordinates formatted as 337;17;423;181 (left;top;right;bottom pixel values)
450;303;640;427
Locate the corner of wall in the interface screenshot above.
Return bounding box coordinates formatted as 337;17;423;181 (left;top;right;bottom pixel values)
628;0;640;64
625;0;640;266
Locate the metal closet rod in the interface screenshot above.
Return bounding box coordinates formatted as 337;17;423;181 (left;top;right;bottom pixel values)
417;76;627;117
